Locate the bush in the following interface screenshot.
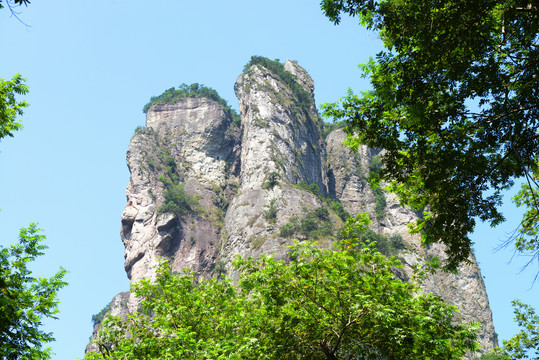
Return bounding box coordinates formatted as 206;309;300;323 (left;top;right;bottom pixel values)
388;235;406;251
369;155;383;174
279;207;335;239
313;207;330;221
331;201;350;221
297;181;320;196
158;183;198;219
92;303;111;326
263;172;279;190
279;222;295;237
344;227;405;258
300;217;318;235
263;199;277;223
321;120;346;139
371;183;386;220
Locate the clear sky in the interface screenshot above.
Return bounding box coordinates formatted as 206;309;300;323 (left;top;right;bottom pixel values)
0;1;536;359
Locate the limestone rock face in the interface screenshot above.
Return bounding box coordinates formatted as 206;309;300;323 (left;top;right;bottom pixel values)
219;60;331;271
122;97;240;283
89;59;498;356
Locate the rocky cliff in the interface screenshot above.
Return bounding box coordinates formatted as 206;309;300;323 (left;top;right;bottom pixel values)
89;58;497;356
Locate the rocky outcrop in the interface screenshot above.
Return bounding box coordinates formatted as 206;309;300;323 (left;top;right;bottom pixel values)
122;97;240;283
218;60;334;272
89;58;497;356
85;292;130;354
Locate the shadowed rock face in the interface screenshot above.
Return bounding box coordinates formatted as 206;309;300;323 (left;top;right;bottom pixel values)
92;60;497;356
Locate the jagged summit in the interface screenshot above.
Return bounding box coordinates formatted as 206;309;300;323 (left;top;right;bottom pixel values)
87;58;497;356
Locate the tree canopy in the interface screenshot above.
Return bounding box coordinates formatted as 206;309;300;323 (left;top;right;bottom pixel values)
0;223;68;359
86;216;480;360
321;0;539;270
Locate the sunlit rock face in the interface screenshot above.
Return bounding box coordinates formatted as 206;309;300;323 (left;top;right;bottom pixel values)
90;59;497;356
122;97;240;283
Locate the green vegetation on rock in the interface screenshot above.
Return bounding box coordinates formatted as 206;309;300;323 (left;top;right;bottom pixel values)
295;180;350;222
321;119;346;139
345;226;406;258
263;171;280;190
368;156;386;220
263;199;278;223
142;83;241;127
245;56;312;108
280;206;334;239
150;148;198;220
330;201;350;221
91;303;111;327
158;182;198;219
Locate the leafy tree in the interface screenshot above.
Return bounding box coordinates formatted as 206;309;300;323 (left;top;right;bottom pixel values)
0;0;30;6
91;304;111;327
86;215;480;359
480;300;538;359
0;223;68;359
0;0;30;9
0;74;28;139
502;300;539;359
320;0;539;270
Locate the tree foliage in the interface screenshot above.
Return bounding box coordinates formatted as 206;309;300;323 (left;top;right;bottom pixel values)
481;300;539;359
502;300;539;359
321;0;539;270
86;216;480;360
512;166;539;271
0;223;68;360
0;73;28;139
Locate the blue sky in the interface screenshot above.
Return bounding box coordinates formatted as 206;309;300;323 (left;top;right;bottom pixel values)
0;1;536;359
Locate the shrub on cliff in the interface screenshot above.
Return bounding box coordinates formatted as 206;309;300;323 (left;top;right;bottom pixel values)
158;183;198;219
